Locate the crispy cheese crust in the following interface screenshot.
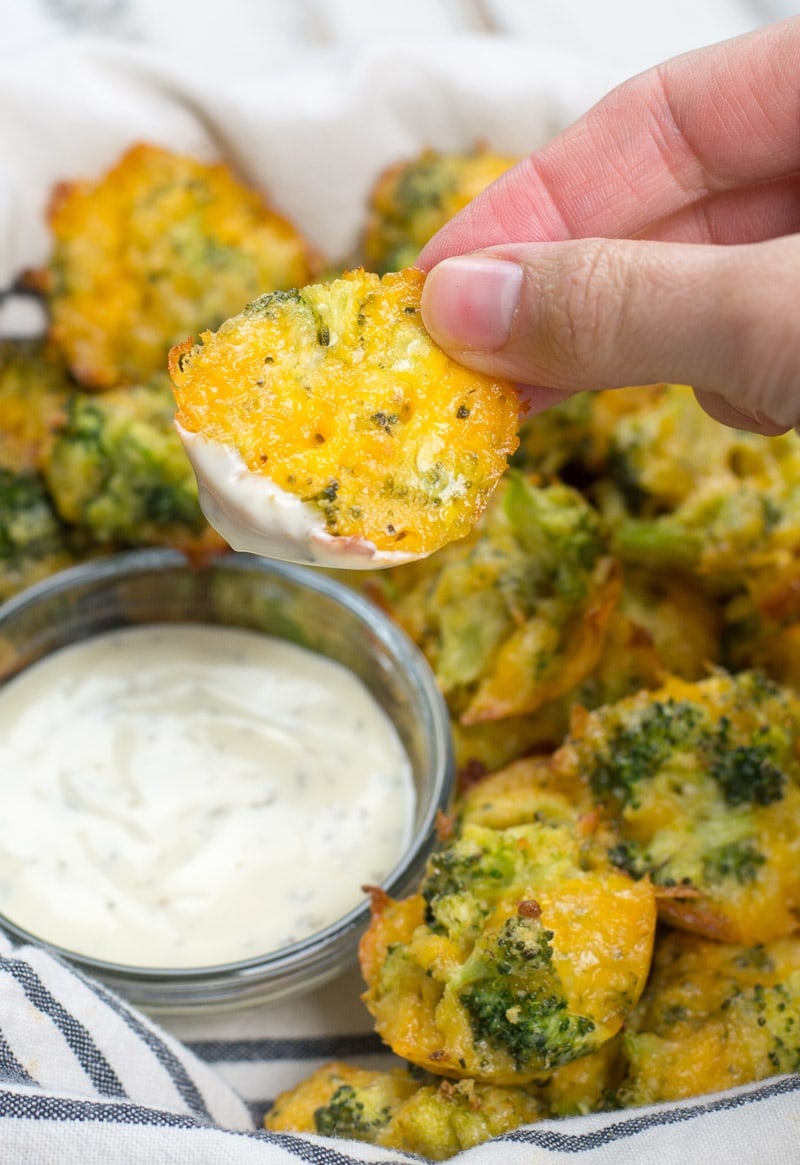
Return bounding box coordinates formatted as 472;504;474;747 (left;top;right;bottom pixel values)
170;268;520;558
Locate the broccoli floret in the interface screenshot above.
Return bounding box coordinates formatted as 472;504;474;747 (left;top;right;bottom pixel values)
456;915;596;1071
314;1084;394;1140
0;468;64;561
502;471;606;602
43;378;209;546
702;840;766;885
589;699;704;808
607;841;649;879
461;984;595;1073
704;718;786;807
243;287;305;318
422;832;518;936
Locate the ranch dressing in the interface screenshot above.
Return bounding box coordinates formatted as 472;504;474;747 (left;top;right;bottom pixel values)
0;623;415;968
177;423;422;569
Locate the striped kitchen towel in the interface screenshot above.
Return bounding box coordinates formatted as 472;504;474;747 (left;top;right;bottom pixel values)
0;930;798;1165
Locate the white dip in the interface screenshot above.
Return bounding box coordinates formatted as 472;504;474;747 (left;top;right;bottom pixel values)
0;623;415;968
177;423;423;570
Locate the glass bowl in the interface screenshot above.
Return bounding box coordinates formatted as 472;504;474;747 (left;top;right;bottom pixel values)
0;548;454;1013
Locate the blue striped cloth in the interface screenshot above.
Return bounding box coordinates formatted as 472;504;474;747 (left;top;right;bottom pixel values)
0;930;798;1164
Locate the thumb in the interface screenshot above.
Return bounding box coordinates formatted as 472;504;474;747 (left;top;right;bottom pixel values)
419;235;800;435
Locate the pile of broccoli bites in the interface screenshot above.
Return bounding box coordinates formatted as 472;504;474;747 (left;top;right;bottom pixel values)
260;180;800;1154
268;670;800;1158
4;142;800;1159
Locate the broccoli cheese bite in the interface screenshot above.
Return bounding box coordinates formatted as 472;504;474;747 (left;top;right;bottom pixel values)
34;143;316;388
0;339;72;473
364;470;618;720
265;1062;419;1145
448;602;667;779
362;147;519;274
170;268;520;567
359;813;656;1085
591;383;800;594
264;1061;546;1160
618;931;800;1106
723;566;800;694
618;567;721;681
554;670;800;944
43;376;223;555
0;340;77;600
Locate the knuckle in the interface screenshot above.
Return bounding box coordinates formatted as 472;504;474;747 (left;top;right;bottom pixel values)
536;240;629;384
710;257;800;431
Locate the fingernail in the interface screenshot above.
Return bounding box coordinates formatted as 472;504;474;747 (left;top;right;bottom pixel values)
421;256;523;352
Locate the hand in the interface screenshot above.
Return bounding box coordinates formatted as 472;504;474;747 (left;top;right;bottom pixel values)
417;17;800;435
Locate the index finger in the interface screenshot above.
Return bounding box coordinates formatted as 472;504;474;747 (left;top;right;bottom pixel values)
418;17;800;267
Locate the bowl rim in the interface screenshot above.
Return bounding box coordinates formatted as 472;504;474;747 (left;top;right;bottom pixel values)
0;548;454;1010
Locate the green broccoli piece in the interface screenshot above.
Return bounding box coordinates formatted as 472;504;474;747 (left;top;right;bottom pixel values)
502;471;606;603
704;718;786;807
610;517;704;571
456;915;596;1071
606;841;649;880
589;698;704;808
422;832;519;937
702;839;766;885
314;1084;395;1140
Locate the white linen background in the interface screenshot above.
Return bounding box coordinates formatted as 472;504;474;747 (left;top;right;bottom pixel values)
0;2;799;1162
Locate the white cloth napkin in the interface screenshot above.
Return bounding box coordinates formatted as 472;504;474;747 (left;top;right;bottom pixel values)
0;33;614;296
0;32;798;1163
